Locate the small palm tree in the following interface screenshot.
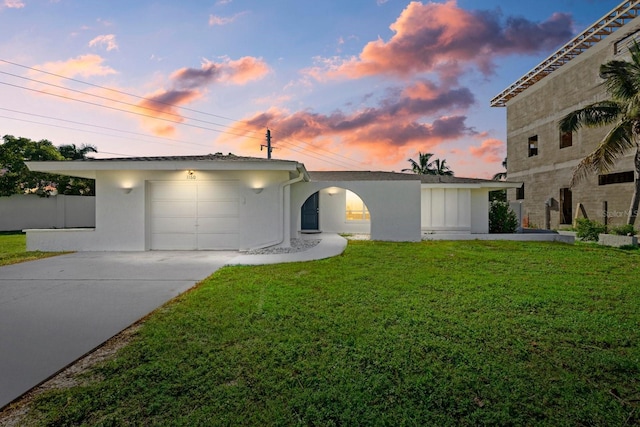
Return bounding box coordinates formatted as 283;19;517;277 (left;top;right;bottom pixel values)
58;143;97;160
492;157;508;181
402;152;435;175
431;158;454;176
559;42;640;225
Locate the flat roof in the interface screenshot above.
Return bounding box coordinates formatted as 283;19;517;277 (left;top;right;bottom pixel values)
491;0;640;107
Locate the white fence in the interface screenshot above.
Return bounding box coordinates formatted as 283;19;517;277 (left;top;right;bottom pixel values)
0;195;95;231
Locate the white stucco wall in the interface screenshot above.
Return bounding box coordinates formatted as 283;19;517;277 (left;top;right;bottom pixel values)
291;180;421;242
421;187;472;233
470;189;490;234
27;169;292;251
0;194;95;231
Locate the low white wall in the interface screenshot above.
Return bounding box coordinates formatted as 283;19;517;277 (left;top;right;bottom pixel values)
0;194;95;231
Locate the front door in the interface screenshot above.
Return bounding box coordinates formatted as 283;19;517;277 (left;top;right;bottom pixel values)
301;192;319;230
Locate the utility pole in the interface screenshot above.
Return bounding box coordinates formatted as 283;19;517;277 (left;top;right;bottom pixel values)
261;128;273;159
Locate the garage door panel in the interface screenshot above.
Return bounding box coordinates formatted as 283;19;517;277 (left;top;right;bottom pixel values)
151;218;195;234
198;200;239;217
150;183;197;200
149;181;240;250
197;217;239;233
151;201;197;217
198;182;238;199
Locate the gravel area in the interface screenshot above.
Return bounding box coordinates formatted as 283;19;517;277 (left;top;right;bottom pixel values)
244;238;321;255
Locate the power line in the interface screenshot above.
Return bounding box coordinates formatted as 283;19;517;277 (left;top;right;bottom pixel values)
0;58;373;170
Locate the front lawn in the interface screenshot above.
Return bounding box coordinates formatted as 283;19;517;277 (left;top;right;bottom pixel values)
24;240;640;425
0;231;64;266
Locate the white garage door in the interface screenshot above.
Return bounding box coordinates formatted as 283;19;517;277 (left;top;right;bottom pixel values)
149;181;240;250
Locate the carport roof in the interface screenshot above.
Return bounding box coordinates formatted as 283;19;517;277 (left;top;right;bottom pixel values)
27;153;307;179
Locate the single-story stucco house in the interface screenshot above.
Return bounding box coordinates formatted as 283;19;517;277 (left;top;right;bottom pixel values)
25;154;521;251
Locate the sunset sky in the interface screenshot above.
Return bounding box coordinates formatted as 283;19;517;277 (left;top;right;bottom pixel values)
0;0;623;178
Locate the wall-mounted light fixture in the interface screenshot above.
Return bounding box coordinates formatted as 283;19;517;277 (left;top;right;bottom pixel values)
252;187;264;194
122;187;133;194
326;187;339;196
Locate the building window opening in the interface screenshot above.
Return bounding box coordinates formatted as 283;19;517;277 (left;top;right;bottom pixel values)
346;190;370;221
560;188;572;224
528;136;538;157
560;131;572;149
598;171;634;185
516;184;525;200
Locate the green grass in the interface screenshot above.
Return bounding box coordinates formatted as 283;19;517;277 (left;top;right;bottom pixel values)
0;231;65;266
26;241;640;426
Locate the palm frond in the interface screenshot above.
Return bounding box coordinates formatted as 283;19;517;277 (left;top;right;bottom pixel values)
571;120;636;186
559;101;622;132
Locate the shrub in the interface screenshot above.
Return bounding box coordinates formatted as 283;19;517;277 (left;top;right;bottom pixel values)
609;224;637;236
575;218;607;241
489;201;518;233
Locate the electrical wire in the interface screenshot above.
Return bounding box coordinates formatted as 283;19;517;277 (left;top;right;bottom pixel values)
0;58;373;169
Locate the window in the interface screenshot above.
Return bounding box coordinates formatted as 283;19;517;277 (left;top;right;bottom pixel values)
516;184;525;200
560;131;572;149
598;171;634;185
528;136;538;157
345;190;370;221
615;30;640;55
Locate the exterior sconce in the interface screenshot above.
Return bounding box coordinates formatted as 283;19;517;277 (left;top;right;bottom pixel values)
327;187;339;196
252;187;264;194
122;187;133;194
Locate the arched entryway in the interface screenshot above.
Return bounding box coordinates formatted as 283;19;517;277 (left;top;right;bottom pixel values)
298;187;370;235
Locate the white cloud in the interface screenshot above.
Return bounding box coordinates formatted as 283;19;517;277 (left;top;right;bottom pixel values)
208;11;247;26
88;34;119;52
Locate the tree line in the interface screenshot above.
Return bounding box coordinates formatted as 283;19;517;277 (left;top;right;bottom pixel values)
0;135;97;197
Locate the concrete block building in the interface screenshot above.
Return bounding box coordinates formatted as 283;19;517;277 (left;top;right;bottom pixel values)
492;1;640;229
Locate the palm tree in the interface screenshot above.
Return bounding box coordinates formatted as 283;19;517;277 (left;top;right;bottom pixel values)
58;143;97;160
559;42;640;225
402;152;435;175
492;157;508;181
431;158;454;176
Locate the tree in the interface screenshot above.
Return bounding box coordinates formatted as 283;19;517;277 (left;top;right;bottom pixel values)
492;157;508;181
56;144;97;195
0;136;97;197
431;158;454;176
559;42;640;225
403;152;455;176
402;152;435;175
0;135;63;196
58;143;97;160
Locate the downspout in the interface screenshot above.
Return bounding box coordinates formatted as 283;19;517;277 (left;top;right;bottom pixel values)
276;165;306;247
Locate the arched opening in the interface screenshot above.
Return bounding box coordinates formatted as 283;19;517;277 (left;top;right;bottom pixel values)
297;187;371;235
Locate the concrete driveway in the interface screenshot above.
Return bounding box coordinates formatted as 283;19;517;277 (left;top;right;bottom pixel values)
0;251;236;409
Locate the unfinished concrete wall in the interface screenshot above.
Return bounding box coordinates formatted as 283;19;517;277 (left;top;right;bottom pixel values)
504;17;640;229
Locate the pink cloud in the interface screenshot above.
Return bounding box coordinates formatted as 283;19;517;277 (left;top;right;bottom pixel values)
220;80;475;168
310;0;573;80
33;54;117;80
469;138;504;164
2;0;25;9
138;56;269;135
